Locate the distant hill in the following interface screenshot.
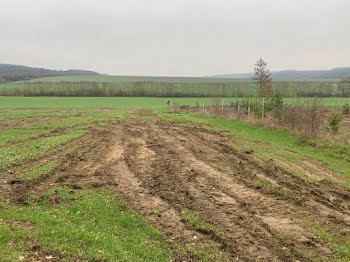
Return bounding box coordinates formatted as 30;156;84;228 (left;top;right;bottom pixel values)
0;64;99;83
208;67;350;80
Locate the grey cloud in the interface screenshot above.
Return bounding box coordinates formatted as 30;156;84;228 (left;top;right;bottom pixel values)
1;0;349;76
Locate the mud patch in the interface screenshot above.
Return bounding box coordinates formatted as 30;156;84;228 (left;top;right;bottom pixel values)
2;110;350;261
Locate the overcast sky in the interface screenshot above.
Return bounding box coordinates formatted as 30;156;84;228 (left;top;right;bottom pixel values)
1;0;349;76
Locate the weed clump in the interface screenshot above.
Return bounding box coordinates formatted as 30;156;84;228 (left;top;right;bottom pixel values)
181;209;226;240
342;103;350;114
254;178;291;199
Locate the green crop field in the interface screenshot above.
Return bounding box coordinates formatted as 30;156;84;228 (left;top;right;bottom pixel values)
1;95;350;261
0;96;349;109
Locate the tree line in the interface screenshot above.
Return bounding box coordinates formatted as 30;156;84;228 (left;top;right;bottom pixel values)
0;79;347;97
0;64;98;83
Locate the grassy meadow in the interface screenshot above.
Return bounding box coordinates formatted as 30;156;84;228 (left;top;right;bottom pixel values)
1;96;350;109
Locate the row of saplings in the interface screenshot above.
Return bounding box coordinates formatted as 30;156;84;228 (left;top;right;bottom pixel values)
237;94;348;136
174;94;349;137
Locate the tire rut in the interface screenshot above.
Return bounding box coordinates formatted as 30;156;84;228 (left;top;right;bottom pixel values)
117;114;350;261
119;119;309;261
4;111;350;262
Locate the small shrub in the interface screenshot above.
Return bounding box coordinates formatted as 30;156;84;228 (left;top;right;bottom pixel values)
328;113;342;134
297;134;316;146
342;104;350;115
282;101;322;137
271;93;283;119
271;92;283;109
211;98;222;112
250;100;265;118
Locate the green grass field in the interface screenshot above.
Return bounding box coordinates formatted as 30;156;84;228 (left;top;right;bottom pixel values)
0;188;173;261
1;96;350;261
1;96;350;109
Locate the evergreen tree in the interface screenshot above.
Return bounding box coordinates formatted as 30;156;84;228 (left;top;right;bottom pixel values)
252;58;272;98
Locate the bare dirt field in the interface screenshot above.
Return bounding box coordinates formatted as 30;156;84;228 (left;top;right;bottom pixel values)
3;110;350;261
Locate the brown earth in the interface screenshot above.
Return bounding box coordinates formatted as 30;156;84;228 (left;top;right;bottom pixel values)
2;110;350;261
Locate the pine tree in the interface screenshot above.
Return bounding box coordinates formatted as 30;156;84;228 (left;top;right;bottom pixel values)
252;58;272;98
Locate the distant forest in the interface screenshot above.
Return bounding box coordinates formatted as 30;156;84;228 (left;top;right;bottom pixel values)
209;67;350;79
1;80;349;98
0;64;99;83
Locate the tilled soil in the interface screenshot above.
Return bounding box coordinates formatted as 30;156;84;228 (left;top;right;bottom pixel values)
3;110;350;261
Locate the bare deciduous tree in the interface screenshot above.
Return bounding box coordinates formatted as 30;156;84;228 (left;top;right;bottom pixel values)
252;58;272;98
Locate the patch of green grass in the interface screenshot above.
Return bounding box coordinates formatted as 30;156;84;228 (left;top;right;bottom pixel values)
302;219;350;261
180;209;232;260
2;96;349;109
141;116;154;122
0;97;214;109
0;188;173;261
0;108;129;172
148;209;160;215
181;208;226;240
0;130;85;172
23;161;58;181
0;108;89;121
0;109;114;148
283;246;293;256
186;242;231;262
98;122;109;127
0;222;20;261
278;231;290;240
316;140;350;162
275;239;295;259
254;178;292;199
173;240;231;262
0;128;50;147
